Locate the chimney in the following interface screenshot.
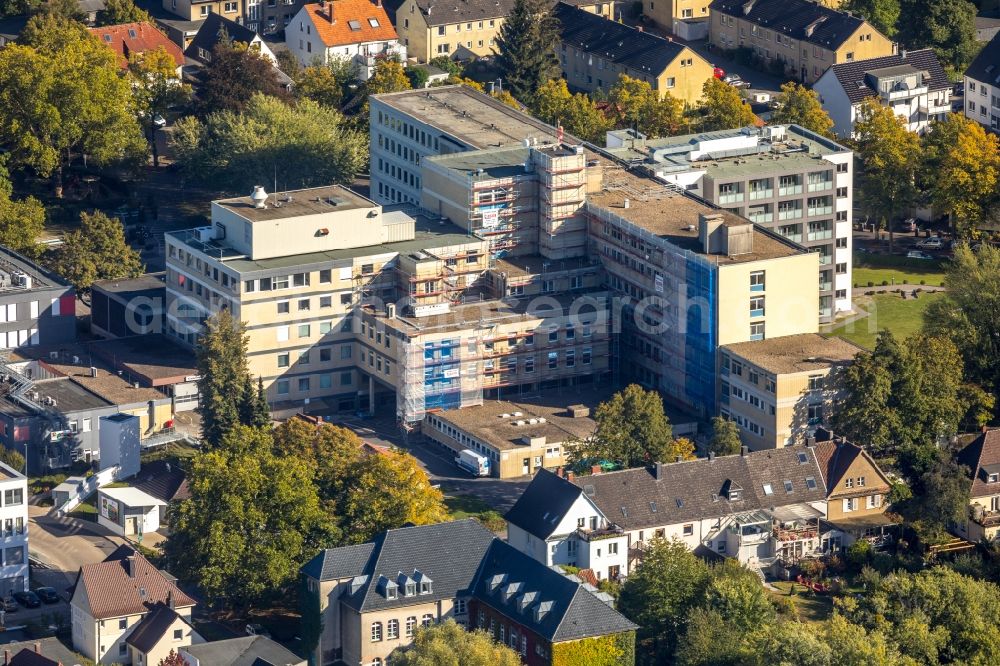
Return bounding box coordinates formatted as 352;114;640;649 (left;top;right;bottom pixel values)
740;445;749;456
566;470;575;482
674;455;681;463
167;590;175;610
591;464;602;475
983;425;990;433
33;643;40;654
654;462;665;480
708;451;716;461
805;436;816;447
637;25;643;31
125;554;137;578
328;1;336;23
556;467;564;478
5;649;10;665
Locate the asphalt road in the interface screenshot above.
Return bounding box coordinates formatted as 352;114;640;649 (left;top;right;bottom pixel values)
28;505;121;593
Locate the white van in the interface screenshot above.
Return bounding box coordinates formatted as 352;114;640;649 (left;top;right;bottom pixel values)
455;449;490;476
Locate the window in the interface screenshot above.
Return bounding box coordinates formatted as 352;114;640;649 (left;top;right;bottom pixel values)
843;497;856;512
119;618;128;630
173;629;183;640
387;619;399;639
683;524;694;536
277;301;290;314
783;480;793;493
298;324;311;338
808;404;823;424
858;476;866;487
750;322;765;341
845;477;854;489
406;616;416;637
119;644;127;657
371;622;382;641
82;418;92;432
808;375;824;390
298;378;310;392
750;296;764;317
455;598;466;613
421;614;433;627
762;483;773;496
277;353;290;368
319;269;331;283
750;271;765;291
608;542;618;555
368;17;380;26
805;476;817;490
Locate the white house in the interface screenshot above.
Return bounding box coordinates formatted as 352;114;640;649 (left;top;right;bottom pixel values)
813;49;952;137
286;0;406;79
963;33;1000;133
0;461;27;597
97;486;167;538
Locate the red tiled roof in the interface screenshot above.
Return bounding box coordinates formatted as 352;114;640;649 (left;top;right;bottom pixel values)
88;21;185;70
73;546;195;620
304;0;399;48
957;429;1000;498
813;429;890;495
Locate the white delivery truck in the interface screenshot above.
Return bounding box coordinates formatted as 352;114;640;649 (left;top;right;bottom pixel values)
455;449;490;476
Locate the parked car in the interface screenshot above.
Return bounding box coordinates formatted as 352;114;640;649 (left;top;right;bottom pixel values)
916;236;944;249
34;587;59;604
713;66;725;79
152;114;167;128
12;591;39;609
0;598;18;612
907;250;933;260
895;218;917;232
724;74;751;89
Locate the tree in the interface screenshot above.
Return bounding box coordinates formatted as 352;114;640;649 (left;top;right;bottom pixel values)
195;309;258;446
295;60;355;109
607;75;686;139
198;42;288;114
98;0;150;25
361;58;410;113
0;0;40;18
493;0;558;104
769;82;834;137
917;113;966;204
0;448;25;474
904;453;970;541
853;97;920;250
129;46;191;167
697;78;756;131
708;416;742;456
50;211;143;294
239;376;271;429
924;244;1000;403
929;116;1000;238
702;560;774;633
618;539;711;661
576;384;681;468
405;64;429;90
40;0;83;21
392;619;522;666
898;0;978;74
157;650;186;666
165;426;338;609
675;608;751;666
531;78;611;143
841;0;900;38
271;417;363;499
0;160;44;258
822;615;909;666
170;93;367;192
340;450;448;543
0;16;147;195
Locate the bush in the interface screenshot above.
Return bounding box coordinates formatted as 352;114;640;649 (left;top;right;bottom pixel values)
478;510;506;533
405;66;429;89
881;280;889;286
774;595;797;617
867;281;874;287
847;540;872;568
857;564;882;590
920;279;926;285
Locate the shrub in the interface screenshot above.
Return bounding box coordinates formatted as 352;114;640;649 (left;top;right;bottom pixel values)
881;280;889;286
847;540;872;568
920;279;926;285
774;595;797;617
867;281;874;287
478;510;507;533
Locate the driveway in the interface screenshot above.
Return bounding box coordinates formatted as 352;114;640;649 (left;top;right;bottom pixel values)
28;505;122;592
682;40;786;96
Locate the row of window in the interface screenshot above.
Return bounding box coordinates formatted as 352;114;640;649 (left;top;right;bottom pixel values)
276;343;353;368
274;371;353;396
843;495;882;512
434;18;495;35
275;293;352;314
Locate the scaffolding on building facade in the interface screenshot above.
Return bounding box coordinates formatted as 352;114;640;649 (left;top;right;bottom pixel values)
397;328;488;426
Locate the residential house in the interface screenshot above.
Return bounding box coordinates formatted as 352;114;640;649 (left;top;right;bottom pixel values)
963;32;1000;133
162;0;308;34
813;428;895;550
88;22;185;77
642;0;711;38
0;461;28;597
301;519;636;666
0;246;76;351
719;333;863;449
604;124;855;320
0;638;87;666
554;2;714;105
392;0;516;62
96;486;167;538
956;428;1000;542
507;446;844;578
125;603;201;666
70;545;197;664
468;539;637;664
813;49;952;136
183;12;278;65
180;636;305;666
286;0;406;79
708;0;895;84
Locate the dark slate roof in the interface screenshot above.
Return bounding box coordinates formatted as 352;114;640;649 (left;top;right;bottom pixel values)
560;447;827;530
182;636;303;666
412;0;516;27
504;468;583;540
0;15;29;41
7;650;59;666
125;603;184;654
824;49;950;105
381;0;406;24
300;543;376;582
709;0;871;50
966;32;1000;85
471;540;637;643
184;12;259;63
1;638;81;666
957;429;1000;498
133;460;190;503
554;2;687;75
303;520;496;613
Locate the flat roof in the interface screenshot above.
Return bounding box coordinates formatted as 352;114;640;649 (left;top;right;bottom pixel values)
22;377;111;413
586;170;804;264
433;396;598;451
722;333;864;374
373;86;570;149
366;292;607;337
494;255;600;278
426;146;532;181
169;207;480;274
99;486;167;507
214;185;376;223
92;272;165;297
0;245;70;293
88;335;197;386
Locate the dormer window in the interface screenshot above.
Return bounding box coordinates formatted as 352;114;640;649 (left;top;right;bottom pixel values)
989;473;999;484
405;582;416;596
729;490;741;501
420;581;432;594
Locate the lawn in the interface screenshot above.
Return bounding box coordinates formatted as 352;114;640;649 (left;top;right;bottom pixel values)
830;291;945;349
768;581;833;624
853;252;947;287
444;494;506;533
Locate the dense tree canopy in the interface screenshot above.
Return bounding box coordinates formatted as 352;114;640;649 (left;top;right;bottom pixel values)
841;0;900;38
295;58;356;109
707;416;742;456
391;620;522;666
0;159;44;258
0;16;146;192
927;116;1000;238
50;211;143;293
198;42;289;114
577;384;683;468
607;75;687;139
898;0;978;74
171;93;366;193
698;78;756;131
493;0;559;104
272;417;364;499
98;0;150;25
166;426;338;608
770;82;834;137
531;78;612;143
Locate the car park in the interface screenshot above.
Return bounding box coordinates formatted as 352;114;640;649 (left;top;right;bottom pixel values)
12;591;39;609
907;250;933;260
724;74;751;89
916;237;944;250
34;587;59;604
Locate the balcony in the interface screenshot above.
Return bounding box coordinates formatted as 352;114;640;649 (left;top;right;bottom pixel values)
882;86;927;103
807;181;833;193
807;229;833;241
748;210;773;224
748;188;773;201
818;281;832;291
778;184;803;196
718;192;745;205
773;525;818;542
576;524;626;541
778;208;803;221
970;506;1000;527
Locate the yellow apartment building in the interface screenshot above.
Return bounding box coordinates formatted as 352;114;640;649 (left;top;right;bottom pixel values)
393;0;514;62
719;333;862;449
643;0;712;31
708;0;894;83
555;2;714;104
